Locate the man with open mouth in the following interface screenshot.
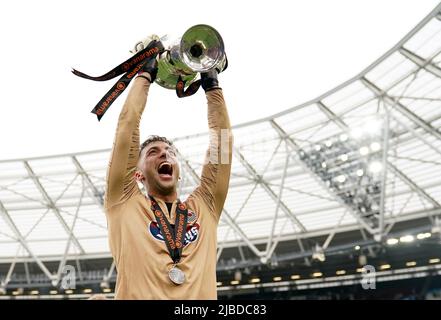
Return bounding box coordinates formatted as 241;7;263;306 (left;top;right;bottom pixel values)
104;37;232;299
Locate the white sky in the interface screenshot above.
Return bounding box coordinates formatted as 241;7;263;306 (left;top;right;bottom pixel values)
0;0;438;160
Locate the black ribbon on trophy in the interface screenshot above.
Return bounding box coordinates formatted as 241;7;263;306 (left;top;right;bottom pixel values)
72;25;227;121
72;40;164;121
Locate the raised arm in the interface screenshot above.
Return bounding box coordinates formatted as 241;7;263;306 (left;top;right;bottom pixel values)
104;74;152;209
190;71;233;221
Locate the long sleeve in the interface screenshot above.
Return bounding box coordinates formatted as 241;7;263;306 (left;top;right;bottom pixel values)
104;77;151;209
189;89;233;221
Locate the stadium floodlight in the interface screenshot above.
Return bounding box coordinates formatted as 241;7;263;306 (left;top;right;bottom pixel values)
297;127;387;230
359;146;369;156
259;257;268;264
416;233;431;240
370;142;381;152
387;238;399;245
400;235;415;243
369;161;383;173
339;133;348;142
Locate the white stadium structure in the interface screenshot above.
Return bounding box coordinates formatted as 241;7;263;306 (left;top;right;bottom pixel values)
1;3;441;300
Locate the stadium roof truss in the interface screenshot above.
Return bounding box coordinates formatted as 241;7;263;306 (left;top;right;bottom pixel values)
1;4;441;287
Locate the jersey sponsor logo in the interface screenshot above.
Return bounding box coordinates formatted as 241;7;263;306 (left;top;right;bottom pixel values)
149;222;200;246
187;210;198;224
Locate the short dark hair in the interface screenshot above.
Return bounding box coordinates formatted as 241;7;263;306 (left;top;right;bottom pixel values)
139;135;174;156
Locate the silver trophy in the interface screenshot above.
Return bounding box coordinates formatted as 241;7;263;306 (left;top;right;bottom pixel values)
133;25;226;90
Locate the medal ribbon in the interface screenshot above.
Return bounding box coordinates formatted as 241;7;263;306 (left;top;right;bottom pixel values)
148;195;188;264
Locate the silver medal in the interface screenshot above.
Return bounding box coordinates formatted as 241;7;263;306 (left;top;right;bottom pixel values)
169;266;185;285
